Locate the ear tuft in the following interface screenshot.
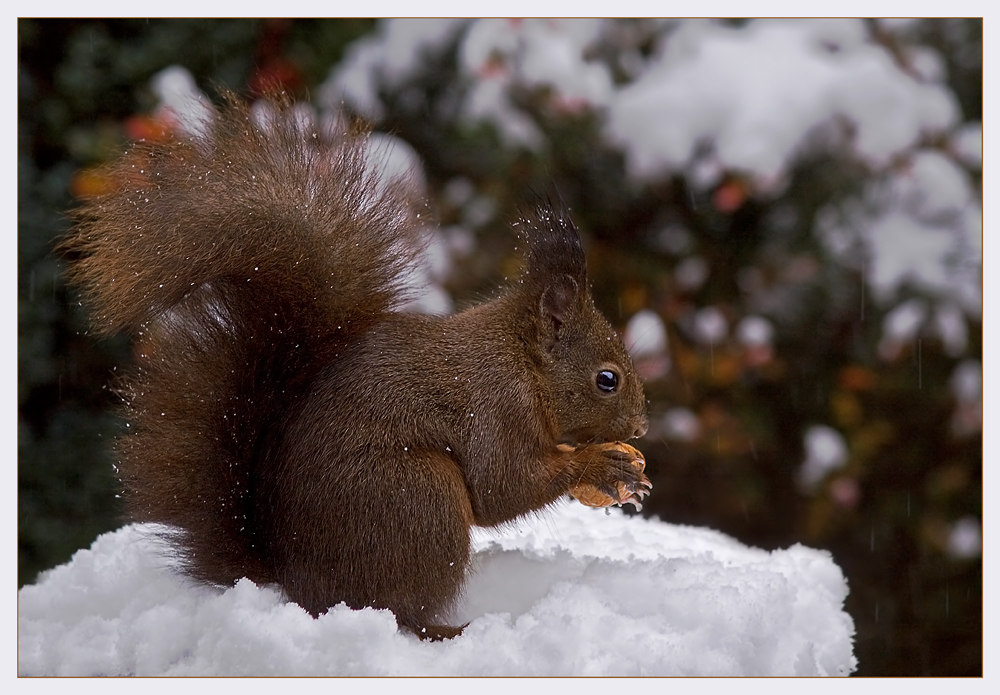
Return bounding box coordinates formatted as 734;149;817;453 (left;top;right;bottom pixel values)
519;205;587;283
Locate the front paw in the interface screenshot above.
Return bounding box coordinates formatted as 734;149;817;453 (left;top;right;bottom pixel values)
567;442;652;510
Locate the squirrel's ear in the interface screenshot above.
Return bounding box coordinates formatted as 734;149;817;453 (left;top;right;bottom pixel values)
539;274;579;350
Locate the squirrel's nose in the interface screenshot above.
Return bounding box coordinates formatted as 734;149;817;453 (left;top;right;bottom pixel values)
632;415;648;439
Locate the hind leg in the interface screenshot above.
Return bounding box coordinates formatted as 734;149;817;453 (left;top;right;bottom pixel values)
376;449;475;636
270;447;474;636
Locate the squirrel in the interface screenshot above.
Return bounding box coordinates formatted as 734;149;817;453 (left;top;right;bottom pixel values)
60;95;650;640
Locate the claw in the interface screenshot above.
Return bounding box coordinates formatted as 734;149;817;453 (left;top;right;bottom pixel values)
568;442;651;510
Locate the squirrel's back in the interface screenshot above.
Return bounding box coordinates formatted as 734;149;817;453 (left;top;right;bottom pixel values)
61;97;425;588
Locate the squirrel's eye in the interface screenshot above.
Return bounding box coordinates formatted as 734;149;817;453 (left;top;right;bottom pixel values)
596;369;619;393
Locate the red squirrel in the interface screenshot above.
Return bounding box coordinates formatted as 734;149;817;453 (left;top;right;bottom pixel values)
61;96;650;640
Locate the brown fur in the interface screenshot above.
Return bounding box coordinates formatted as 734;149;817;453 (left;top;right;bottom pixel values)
60;96;649;639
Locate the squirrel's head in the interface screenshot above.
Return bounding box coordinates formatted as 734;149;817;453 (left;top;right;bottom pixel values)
515;206;648;446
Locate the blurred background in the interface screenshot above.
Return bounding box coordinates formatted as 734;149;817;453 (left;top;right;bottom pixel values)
17;18;981;676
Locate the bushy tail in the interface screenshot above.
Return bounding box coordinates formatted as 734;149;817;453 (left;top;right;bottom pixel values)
63;96;420;336
60;96;422;586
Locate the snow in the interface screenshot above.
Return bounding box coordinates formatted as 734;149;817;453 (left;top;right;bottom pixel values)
950;359;982;405
949;359;983;438
360;131;455;316
867;212;973;305
798;425;849;492
674;255;710;291
897;150;974;221
659;408;702;443
604;19;957;180
463;18;612;107
946;516;983;560
18;502;856;676
881;298;928;344
624;309;667;358
365;131;426;196
933;302;969;357
319;18;468;120
737;315;775;348
950;122;983;168
692;306;728;345
624;309;670;381
150;65;213;140
454;18;614;148
321;18;981;324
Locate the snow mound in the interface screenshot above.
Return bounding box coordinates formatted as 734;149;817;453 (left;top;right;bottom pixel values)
18;502;856;676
